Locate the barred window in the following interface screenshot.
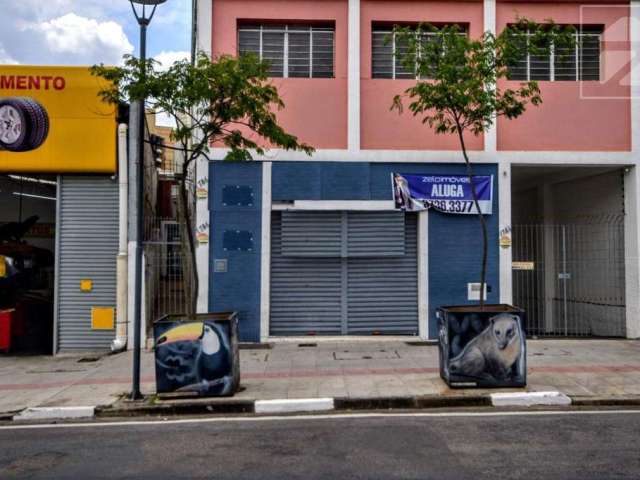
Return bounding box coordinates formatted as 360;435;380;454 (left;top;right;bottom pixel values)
238;24;334;78
508;27;602;81
372;26;465;79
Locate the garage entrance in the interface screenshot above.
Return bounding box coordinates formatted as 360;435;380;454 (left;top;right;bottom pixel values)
270;211;419;336
0;174;56;354
511;166;626;337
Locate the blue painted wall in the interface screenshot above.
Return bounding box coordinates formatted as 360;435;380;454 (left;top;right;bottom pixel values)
212;161;499;341
209;162;262;342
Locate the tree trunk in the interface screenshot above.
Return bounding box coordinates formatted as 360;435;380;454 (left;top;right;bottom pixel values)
178;153;199;318
455;123;488;309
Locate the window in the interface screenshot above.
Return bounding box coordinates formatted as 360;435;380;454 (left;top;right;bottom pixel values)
508;27;602;81
372;25;466;79
238;24;335;78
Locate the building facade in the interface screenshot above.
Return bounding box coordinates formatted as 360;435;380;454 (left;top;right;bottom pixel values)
195;0;640;342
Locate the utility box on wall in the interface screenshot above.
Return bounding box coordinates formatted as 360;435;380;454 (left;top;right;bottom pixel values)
437;305;526;388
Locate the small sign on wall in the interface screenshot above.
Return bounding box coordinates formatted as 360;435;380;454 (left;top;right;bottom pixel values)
91;307;114;330
512;261;535;271
80;279;93;292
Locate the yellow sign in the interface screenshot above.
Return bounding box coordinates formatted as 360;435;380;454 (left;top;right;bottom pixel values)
512;261;535;271
80;279;93;292
0;255;6;278
91;307;115;330
0;66;116;173
499;233;512;249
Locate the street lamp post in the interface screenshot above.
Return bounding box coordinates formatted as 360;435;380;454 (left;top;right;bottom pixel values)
129;0;166;400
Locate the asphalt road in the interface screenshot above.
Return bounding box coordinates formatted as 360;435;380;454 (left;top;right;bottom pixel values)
1;410;639;480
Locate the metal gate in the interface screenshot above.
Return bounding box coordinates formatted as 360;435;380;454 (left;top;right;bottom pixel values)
270;211;419;336
512;222;626;337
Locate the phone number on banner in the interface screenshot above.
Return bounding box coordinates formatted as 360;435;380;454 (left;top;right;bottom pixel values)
427;200;476;214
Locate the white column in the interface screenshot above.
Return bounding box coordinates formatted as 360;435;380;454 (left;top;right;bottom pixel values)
417;211;429;339
260;162;272;341
484;0;497;153
624;167;640;339
498;162;512;304
348;0;361;152
195;155;210;313
197;0;213;56
624;1;640;338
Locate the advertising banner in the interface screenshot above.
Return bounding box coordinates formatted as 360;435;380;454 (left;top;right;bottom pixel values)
392;173;493;215
0;66;116;173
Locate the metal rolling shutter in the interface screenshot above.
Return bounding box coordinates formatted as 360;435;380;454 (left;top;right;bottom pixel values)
270;213;342;334
347;214;418;334
270;211;418;336
56;176;118;351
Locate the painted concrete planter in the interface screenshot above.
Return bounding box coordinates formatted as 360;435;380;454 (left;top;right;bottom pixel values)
153;312;240;396
437;305;526;388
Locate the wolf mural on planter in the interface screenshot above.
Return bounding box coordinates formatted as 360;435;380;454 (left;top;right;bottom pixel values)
438;309;526;387
154;320;235;396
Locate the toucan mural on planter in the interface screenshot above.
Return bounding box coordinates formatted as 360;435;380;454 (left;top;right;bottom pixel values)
153;313;240;396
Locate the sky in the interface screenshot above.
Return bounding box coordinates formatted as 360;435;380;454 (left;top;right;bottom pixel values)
0;0;191;67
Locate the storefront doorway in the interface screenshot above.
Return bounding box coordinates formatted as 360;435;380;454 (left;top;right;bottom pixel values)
511;166;626;337
0;174;56;354
269;211;419;336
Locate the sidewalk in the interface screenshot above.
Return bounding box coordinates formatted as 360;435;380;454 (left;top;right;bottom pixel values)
1;339;639;416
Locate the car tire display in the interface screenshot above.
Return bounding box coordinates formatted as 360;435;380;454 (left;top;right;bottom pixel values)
0;97;50;152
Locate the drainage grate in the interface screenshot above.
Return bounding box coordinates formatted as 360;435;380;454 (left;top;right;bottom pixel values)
77;356;101;363
298;343;318;348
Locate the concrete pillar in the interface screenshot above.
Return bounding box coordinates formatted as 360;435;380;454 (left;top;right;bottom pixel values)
484;0;497;154
348;0;360;152
624;166;640;338
498;161;512;304
624;1;640;338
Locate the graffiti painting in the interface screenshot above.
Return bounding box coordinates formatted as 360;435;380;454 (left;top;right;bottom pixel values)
154;315;239;396
438;307;526;388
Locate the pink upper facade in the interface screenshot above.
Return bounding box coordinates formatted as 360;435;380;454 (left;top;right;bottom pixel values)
210;0;632;152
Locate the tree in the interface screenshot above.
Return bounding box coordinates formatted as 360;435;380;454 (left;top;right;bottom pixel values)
392;19;575;308
92;52;313;317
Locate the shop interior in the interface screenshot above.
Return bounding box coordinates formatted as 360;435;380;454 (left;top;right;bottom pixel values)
0;174;56;354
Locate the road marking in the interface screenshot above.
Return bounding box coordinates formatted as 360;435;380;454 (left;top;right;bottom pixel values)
2;409;640;431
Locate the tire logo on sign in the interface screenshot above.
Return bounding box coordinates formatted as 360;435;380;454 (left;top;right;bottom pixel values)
0;97;50;152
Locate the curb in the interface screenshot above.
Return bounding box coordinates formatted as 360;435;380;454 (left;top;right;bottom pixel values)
13;406;95;421
6;393;640;423
95;398;255;418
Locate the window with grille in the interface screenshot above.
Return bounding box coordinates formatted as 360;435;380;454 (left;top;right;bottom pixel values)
238;24;335;78
508;27;602;81
372;25;466;79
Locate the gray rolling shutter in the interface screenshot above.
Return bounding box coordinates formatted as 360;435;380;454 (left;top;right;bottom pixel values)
56;176;118;351
270;211;418;336
347;215;418;334
270;213;342;334
281;211;342;257
347;211;405;257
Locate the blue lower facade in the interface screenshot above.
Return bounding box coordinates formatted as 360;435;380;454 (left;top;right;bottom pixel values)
209;161;500;342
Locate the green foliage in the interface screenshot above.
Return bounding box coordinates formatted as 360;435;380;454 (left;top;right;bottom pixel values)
391;19;576;135
91;52;313;162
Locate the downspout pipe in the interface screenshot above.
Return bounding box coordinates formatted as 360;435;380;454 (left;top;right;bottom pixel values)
112;123;129;353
